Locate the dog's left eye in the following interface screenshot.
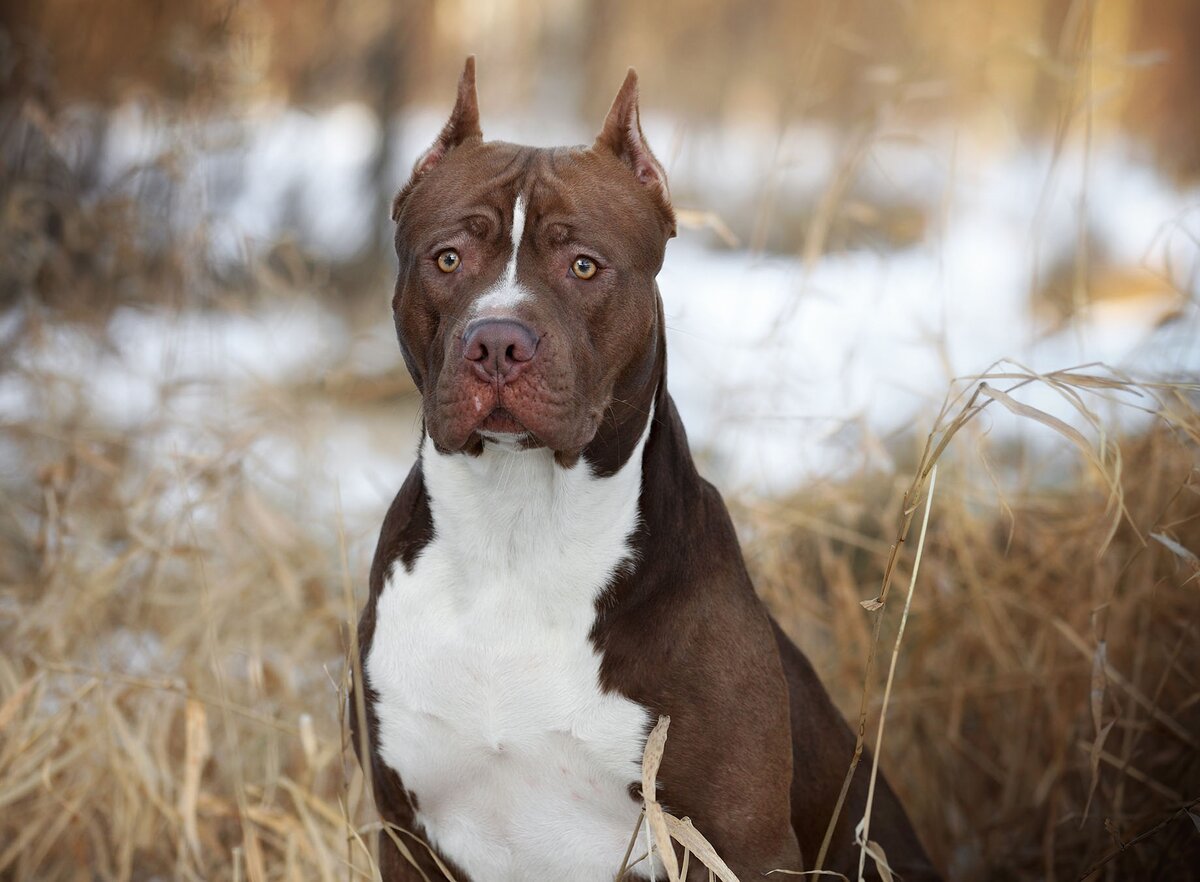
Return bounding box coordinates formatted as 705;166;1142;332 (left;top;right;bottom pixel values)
436;249;461;273
571;256;598;280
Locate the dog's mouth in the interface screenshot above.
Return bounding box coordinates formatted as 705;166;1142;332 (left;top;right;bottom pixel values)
429;372;602;458
478;406;527;436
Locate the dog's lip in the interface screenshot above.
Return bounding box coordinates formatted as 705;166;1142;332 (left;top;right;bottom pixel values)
473;407;542;452
479;406;526;434
478;429;533;452
478;429;527;441
433;387;603;456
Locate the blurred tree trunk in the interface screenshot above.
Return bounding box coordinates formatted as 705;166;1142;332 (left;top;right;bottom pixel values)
365;2;407;267
337;0;432;297
1126;0;1200;182
1031;0;1094;139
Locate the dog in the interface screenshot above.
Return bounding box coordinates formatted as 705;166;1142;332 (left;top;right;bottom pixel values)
352;57;940;881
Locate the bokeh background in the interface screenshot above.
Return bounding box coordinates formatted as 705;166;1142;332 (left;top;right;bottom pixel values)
1;1;1198;879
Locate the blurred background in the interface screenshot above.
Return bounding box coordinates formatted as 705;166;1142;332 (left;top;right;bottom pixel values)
1;1;1198;879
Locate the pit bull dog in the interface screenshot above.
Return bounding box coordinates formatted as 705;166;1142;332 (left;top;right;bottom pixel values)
353;57;940;881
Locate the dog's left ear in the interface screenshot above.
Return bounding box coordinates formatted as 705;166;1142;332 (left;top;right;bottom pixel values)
594;69;675;235
393;57;482;221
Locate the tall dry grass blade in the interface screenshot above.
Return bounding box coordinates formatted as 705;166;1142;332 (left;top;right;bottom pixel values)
179;698;211;864
381;822;462;882
977;384;1096;466
663;814;740;882
0;741;88;814
341;801;382;882
615;809;645;880
1149;531;1200;579
377;826;432;882
38;663;296;734
856;465;937;882
243;824;268;882
1077;797;1200;880
976;380;1127;552
641;715;681;882
280;777;337;882
854;837;893;882
1073;740;1184;803
1050;618;1199;749
0;676;41;735
1081;641;1115;823
632;716;742;882
675;208;741;248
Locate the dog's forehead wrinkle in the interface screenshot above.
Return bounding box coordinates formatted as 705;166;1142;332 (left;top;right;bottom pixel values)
413;146;607;249
466;187;536;317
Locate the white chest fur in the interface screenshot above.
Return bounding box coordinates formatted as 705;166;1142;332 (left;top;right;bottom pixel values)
366;422;655;882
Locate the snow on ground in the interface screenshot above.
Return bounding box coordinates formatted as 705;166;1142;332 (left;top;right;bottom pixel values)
660;140;1200;492
4;104;1198;533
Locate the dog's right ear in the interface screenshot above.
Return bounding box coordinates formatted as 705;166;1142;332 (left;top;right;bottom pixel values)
392;56;482;221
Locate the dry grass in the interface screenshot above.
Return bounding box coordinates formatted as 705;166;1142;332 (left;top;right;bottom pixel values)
743;369;1200;879
0;383;362;880
3;3;1199;878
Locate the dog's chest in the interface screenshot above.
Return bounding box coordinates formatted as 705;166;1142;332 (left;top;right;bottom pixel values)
366;441;653;882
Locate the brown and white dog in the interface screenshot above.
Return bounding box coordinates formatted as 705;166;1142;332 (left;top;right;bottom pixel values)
353;58;940;881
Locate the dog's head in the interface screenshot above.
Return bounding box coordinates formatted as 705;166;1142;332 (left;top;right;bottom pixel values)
390;57;674;471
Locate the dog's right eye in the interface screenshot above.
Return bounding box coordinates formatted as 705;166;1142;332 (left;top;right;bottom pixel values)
436;250;461;273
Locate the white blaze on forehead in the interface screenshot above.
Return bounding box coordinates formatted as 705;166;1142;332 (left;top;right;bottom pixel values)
471;194;529;315
508;194;526;280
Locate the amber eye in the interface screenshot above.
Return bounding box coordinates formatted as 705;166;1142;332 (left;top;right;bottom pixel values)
571;256;598;280
436;249;460;273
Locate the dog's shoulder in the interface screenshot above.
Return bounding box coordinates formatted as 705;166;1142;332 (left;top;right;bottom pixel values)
368;460;434;599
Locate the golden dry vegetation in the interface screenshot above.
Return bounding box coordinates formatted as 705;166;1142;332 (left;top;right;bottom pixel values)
2;1;1199;879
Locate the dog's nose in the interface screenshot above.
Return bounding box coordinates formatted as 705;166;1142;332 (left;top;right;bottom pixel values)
463;318;539;382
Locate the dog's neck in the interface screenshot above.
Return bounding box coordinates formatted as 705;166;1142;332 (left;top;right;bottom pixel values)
419;398;655;582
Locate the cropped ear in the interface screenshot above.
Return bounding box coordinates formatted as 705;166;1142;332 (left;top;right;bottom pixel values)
594;68;673;222
393;56;482;220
